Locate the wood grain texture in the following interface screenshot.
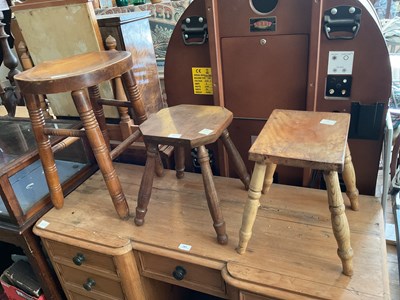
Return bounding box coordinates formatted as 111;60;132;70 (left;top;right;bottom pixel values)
249;109;350;171
241;109;355;275
25;93;64;209
34;164;389;300
139;104;233;148
14;51;151;220
323;170;353;276
137;104;247;244
72;89;129;220
14;51;134;95
342;144;360;211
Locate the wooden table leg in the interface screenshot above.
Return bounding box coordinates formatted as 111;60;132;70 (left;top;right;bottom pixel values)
342;144;359;211
25;94;64;209
136;143;157;226
72;89;129;220
237;161;267;254
323;170;354;276
220;129;250;189
262;163;277;194
22;230;64;300
197;145;228;245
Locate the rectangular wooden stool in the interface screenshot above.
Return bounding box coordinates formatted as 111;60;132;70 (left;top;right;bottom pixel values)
237;109;359;276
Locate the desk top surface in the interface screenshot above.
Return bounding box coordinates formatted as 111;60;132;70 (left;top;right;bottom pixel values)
249;109;351;171
34;163;388;299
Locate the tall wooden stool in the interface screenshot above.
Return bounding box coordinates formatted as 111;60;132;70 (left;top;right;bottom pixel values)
136;104;250;244
14;51;149;220
237;109;359;276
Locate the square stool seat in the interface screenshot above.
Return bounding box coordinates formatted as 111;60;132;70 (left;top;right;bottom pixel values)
237;109;359;276
136;104;250;244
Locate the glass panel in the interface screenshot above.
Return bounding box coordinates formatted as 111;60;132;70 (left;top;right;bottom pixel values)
0;119;90;218
0;120;74;169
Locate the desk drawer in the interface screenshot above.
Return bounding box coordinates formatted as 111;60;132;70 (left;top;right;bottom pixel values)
138;251;226;298
240;291;275;300
46;240;116;274
59;264;124;299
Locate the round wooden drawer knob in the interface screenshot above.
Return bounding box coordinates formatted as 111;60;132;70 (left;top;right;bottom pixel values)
72;253;86;266
83;278;96;291
172;266;186;281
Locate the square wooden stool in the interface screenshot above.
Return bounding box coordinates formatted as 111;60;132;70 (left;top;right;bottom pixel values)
136;104;250;244
237;109;359;276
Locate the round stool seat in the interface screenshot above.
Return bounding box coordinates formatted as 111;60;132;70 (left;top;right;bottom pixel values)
14;51;133;94
14;50;148;220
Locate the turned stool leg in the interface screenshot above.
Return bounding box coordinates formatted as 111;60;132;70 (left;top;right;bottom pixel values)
197;145;228;245
175;145;185;179
323;170;354;276
262;163;277;194
121;69;147;125
88;85;110;150
154;151;165;177
121;69;164;177
72;89;129;220
136;143;158;226
237;161;267;254
220;129;250;189
342;144;359;211
25;94;64;209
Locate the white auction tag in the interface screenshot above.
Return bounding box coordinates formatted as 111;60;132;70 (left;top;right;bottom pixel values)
320;119;336;125
199;128;213;135
37;220;50;229
168;133;182;138
178;243;192;251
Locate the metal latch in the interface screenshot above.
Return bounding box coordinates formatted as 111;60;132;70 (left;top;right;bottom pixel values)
181;16;208;46
324;6;362;40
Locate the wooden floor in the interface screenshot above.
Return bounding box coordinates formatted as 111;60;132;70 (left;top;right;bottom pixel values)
376;166;400;300
36;163;391;299
384;202;400;300
387;243;399;299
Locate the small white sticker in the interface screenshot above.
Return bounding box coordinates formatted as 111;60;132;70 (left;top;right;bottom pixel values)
178;243;192;251
37;220;50;229
320;119;337;125
168;133;182;138
199;128;213;135
327;51;354;75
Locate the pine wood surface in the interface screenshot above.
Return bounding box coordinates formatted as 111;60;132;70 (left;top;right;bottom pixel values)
34;163;389;299
249;109;350;171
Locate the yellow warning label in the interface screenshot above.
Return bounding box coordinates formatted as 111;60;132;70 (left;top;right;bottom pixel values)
192;67;213;95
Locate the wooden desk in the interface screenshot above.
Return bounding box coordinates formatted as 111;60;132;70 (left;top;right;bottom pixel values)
34;163;389;299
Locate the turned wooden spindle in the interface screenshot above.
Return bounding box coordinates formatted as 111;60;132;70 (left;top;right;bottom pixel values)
105;36;166;177
323;170;354;276
0;18;22;117
106;35;134;139
17;41;50;118
0;19;19;83
342;144;359;211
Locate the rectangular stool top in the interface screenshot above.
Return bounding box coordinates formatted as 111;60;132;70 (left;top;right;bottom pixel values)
249;109;350;171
